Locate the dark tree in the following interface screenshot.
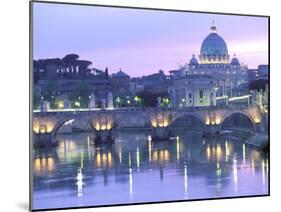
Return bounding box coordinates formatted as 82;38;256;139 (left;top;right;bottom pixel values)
62;54;79;62
76;60;92;76
249;79;268;91
42;80;60;108
105;67;109;78
33;88;41;109
62;54;80;75
68;81;91;108
137;91;169;107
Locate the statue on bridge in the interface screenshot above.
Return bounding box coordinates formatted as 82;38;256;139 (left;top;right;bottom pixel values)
157;97;162;108
89;93;96;109
107;92;114;109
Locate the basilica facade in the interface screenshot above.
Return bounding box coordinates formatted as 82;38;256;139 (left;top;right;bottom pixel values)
169;22;249;108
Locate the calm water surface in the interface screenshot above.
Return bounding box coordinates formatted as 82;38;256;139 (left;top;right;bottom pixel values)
33;130;268;210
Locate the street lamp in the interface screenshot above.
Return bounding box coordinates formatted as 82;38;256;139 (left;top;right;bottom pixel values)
115;97;121;106
134;96;139;102
58;101;64;109
74;101;80;110
134;96;142;106
162;97;170;108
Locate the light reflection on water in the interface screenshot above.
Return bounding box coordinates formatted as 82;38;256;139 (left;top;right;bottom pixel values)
33;130;268;210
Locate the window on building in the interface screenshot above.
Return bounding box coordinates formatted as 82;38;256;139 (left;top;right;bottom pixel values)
189;93;192;98
199;90;203;99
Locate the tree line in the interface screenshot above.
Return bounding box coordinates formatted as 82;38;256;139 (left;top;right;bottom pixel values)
34;54;109;80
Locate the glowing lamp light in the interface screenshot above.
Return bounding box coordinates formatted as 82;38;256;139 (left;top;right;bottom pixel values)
128;152;132;167
115;97;121;104
46;123;55;133
205;117;210;125
56;101;64;109
106;123;112;130
206;145;211;161
215;116;222;125
153;151;158;162
95;123;100;131
254;117;261;124
107;152;112;167
164;150;170;161
39;125;47;133
228;95;250;102
74;101;80;107
136;147;140;169
151;120;157;128
216;145;222;161
46;157;55;172
163;119;169;127
102;153;107;166
101;124;107;130
96;152;101;167
134;96;142;105
163;98;170;104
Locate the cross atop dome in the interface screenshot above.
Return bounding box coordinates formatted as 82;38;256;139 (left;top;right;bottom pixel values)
210;18;217;33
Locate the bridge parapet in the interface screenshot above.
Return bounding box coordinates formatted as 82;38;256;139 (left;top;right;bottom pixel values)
32;106;263;146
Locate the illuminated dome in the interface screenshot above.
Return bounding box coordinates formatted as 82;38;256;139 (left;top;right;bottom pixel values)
199;22;230;64
200;34;228;56
230;54;240;66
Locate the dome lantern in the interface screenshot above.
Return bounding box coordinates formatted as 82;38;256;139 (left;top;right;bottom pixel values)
210;18;217;33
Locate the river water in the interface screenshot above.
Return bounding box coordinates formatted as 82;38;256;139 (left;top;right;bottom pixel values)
32;129;268;210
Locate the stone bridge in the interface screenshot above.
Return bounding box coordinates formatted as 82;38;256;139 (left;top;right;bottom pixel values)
32;106;263;146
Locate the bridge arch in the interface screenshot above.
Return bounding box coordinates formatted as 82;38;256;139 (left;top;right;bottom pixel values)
169;112;207;129
51;117;94;140
114;113;152;129
219;110;256;131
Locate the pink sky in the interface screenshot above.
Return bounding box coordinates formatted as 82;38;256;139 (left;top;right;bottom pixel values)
33;2;269;76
